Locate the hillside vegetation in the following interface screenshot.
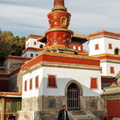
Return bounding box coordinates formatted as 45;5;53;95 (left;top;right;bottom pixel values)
0;29;26;66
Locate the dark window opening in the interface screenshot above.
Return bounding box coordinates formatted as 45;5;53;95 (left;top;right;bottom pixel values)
40;44;43;48
114;48;119;55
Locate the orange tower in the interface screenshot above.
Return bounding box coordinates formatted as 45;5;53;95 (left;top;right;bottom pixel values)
45;0;77;54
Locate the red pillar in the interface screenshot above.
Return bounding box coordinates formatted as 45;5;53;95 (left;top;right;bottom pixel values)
1;98;5;120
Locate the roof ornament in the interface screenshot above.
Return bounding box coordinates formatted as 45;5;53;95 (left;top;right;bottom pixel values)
54;0;65;7
52;0;67;11
45;0;78;54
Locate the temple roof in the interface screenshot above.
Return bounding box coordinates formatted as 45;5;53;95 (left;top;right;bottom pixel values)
88;30;120;40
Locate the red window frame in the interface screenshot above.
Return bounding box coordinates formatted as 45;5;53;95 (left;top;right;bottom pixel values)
24;80;27;91
108;43;112;49
30;79;32;90
34;41;37;45
48;75;57;87
35;76;39;88
90;78;98;89
110;67;114;74
95;44;99;50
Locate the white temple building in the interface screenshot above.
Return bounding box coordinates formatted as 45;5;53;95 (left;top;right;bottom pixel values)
0;0;120;120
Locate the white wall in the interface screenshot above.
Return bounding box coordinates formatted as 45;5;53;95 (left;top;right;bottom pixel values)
22;51;39;58
22;66;102;98
89;37;120;56
104;38;120;54
89;38;105;56
89;37;120;77
101;62;120;77
22;68;44;98
26;38;45;49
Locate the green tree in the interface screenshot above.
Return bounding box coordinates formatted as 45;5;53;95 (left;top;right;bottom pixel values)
0;30;26;66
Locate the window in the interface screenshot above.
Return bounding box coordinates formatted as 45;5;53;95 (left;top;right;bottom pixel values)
29;79;32;90
40;44;43;48
95;44;99;50
110;67;114;74
48;75;57;87
24;81;27;91
34;41;36;45
5;100;21;113
108;43;112;49
35;76;39;88
60;17;67;27
90;78;98;89
78;46;81;51
36;54;38;56
30;53;33;57
73;46;76;49
114;48;119;55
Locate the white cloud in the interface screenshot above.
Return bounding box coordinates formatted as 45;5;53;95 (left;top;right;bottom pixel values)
0;3;49;26
0;0;120;36
67;0;120;34
0;3;50;36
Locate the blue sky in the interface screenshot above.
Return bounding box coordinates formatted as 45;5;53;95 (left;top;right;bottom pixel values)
0;0;120;37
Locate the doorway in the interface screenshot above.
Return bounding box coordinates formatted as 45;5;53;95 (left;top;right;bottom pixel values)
67;83;80;110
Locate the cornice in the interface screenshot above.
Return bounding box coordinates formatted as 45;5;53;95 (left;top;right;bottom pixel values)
101;93;120;100
100;59;120;64
42;52;100;61
20;51;100;72
88;30;120;40
26;34;43;41
22;47;43;54
92;53;120;57
45;28;74;35
47;10;70;16
92;54;120;62
88;35;120;40
52;6;67;11
22;61;101;74
102;85;120;95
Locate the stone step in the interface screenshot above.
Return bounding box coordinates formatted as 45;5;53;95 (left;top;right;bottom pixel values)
74;115;92;120
77;118;91;120
86;111;100;120
70;111;86;115
69;111;91;120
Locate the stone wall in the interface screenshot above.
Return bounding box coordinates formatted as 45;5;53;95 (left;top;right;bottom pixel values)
80;96;105;111
17;71;23;92
4;59;24;73
9;73;18;92
9;70;23;92
22;96;66;112
18;95;105;120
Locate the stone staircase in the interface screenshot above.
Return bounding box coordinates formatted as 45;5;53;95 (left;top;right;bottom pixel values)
69;111;101;120
34;110;103;120
69;111;91;120
86;111;100;120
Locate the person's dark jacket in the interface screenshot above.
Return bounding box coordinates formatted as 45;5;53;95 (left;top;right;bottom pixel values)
58;109;70;120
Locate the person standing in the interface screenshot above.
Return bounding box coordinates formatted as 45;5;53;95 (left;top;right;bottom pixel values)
58;105;70;120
